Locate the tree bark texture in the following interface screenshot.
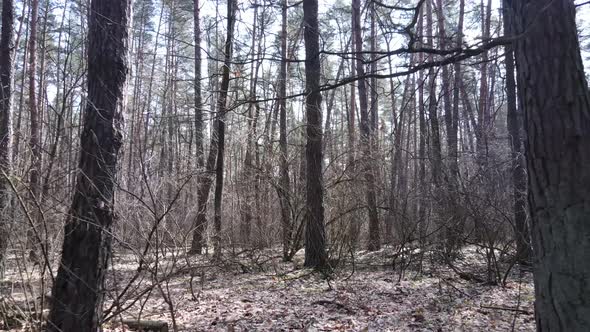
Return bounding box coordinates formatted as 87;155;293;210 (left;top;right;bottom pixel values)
0;0;14;271
352;0;380;251
47;0;130;330
303;0;327;269
513;0;590;330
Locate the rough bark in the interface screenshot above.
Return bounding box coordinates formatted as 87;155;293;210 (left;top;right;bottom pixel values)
476;0;492;163
47;0;130;330
278;0;292;261
241;0;263;246
503;0;530;264
352;0;380;251
451;0;464;179
426;0;442;186
194;0;203;170
0;0;14;272
189;0;219;255
302;0;327;269
212;0;236;258
512;0;590;330
26;0;40;255
436;0;458;181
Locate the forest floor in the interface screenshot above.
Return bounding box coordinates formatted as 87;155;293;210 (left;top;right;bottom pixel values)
0;245;535;331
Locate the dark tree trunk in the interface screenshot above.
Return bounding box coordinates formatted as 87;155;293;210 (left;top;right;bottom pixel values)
194;0;203;170
47;0;130;330
503;0;530;264
439;0;464;257
436;0;459;181
451;0;464;179
512;0;590;330
352;0;380;251
0;0;13;270
417;10;427;235
241;0;263;246
426;0;442;186
302;0;327;269
346;44;358;246
26;0;40;256
278;0;292;261
188;0;224;256
477;0;492;163
212;0;236;258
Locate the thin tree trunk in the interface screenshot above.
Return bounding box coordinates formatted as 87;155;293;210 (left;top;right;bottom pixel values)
426;0;442;186
240;0;262;246
352;0;380;251
450;0;464;179
0;0;14;272
212;0;236;258
278;0;292;261
477;0;492;163
194;0;203;169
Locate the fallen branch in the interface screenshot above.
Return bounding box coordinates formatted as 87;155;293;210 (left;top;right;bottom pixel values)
311;300;354;314
121;319;170;332
480;305;531;315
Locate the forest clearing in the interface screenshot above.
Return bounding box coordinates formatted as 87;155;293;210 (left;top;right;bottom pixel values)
2;246;535;331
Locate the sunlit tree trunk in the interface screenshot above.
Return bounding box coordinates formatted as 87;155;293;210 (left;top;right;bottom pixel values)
212;0;236;258
48;0;130;329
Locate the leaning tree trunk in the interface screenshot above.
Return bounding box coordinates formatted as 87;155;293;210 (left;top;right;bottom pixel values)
512;0;590;330
302;0;327;269
47;0;130;330
0;0;14;272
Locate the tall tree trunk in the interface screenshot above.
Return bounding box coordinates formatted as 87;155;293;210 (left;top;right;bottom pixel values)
302;0;327;269
451;0;464;179
426;0;442;186
417;11;427;251
346;46;358;246
477;0;492;163
12;1;29;168
194;0;203;170
503;0;530;264
47;0;130;329
26;0;41;255
352;0;380;251
0;0;14;272
512;1;590;330
278;0;292;261
438;0;463;257
436;0;458;180
189;0;218;255
241;0;262;246
212;0;236;258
